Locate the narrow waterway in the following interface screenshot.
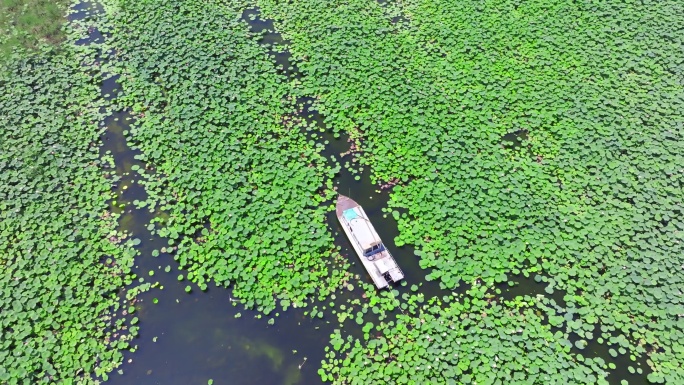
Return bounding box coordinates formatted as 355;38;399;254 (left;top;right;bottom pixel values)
67;1;649;384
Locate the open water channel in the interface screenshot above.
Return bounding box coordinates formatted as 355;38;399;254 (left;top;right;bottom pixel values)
68;2;648;384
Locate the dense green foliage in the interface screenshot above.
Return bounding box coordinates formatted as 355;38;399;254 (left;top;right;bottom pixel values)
0;34;137;385
0;0;69;61
323;294;612;384
257;0;684;382
99;0;348;314
4;0;683;382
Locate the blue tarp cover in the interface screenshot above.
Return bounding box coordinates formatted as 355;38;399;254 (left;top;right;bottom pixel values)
343;208;358;222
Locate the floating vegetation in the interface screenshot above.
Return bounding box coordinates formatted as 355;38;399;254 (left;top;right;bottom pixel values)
257;0;684;381
5;0;684;382
322;293;612;384
99;0;349;314
0;24;138;384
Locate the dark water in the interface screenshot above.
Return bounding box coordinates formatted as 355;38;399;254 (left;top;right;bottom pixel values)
99;108;334;385
67;2;648;384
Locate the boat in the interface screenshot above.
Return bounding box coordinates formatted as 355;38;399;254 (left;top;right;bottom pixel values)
336;194;404;289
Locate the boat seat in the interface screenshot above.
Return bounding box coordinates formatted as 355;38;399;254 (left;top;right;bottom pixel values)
375;258;395;274
388;268;404;282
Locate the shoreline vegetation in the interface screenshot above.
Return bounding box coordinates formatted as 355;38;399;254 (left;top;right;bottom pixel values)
0;0;69;61
0;2;141;384
2;0;683;383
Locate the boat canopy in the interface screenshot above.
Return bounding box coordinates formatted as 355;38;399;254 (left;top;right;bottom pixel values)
343;208;383;251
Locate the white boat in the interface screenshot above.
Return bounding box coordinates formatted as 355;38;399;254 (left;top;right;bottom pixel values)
336;194;404;289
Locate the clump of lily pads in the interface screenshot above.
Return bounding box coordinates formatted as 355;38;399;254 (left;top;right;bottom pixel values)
98;0;349;314
321;292;612;384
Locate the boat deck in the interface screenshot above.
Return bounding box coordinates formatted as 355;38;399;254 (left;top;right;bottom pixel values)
336;194;404;289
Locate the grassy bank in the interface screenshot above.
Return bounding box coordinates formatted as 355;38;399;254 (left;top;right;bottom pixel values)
0;0;69;61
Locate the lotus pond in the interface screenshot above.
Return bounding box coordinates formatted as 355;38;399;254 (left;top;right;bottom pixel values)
1;0;683;384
